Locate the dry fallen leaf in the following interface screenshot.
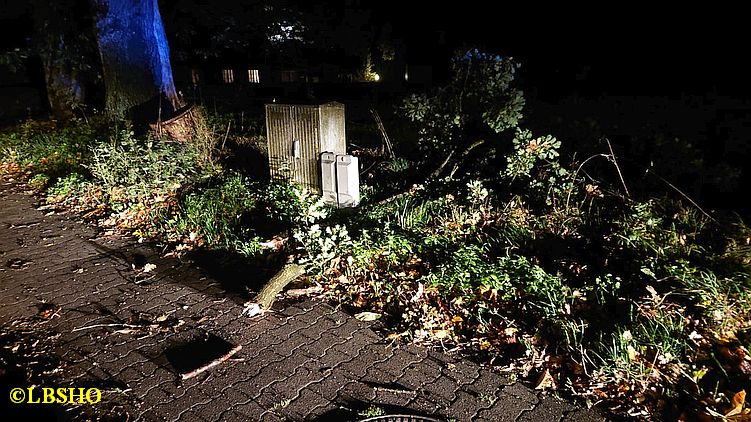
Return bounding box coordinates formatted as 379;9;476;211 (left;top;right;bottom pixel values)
354;312;381;322
726;390;749;418
142;263;157;273
432;329;450;339
534;369;558;390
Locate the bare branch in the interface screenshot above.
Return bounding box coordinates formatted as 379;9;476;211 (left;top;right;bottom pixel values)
180;345;243;380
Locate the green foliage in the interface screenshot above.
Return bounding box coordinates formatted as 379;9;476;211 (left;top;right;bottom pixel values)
666;261;751;333
400;49;524;154
383;157;411;173
0;118;100;179
425;244;515;297
28;173;50;190
48;172;87;197
88;128;209;207
167;174;260;253
503;128;561;179
161;175;339;258
398;49;569;210
294;223;351;270
358;406;386;418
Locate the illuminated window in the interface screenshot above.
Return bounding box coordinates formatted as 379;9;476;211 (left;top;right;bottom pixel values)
190;69;200;85
281;70;297;82
222;69;234;83
248;69;260;83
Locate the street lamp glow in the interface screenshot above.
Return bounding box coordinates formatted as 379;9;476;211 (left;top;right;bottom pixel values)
373;73;380;82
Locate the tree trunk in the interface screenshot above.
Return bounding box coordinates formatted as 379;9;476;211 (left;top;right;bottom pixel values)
32;1;91;122
90;0;181;120
41;52;84;122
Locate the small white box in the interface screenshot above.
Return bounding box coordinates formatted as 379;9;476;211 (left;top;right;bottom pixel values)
335;154;359;208
320;152;338;206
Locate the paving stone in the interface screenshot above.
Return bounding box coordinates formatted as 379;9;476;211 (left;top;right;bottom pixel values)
234;398;272;420
516;394;575;422
562;408;605;422
421;374;460;403
477;383;540;422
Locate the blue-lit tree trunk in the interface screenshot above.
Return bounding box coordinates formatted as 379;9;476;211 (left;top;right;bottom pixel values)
91;0;181;119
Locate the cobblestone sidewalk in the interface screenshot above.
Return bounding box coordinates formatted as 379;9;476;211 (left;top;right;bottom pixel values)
0;181;603;421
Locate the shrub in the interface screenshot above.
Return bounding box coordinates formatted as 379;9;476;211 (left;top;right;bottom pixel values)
0;118;101;180
88;128;210;209
167;173;260;253
48;172;87;197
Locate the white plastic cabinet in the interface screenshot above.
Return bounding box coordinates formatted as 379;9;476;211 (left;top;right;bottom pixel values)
335;154;359;208
319;153;360;208
320;152;338;206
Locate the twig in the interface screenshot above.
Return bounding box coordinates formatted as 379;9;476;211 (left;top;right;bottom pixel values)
564;153;610;211
359;160;378;176
180;345;242;380
157;94;162;138
461;139;486;158
72;323;143;333
605;138;630;197
645;168;716;223
430;149;455;179
370;108;394;158
221;120;232;150
368;139;484;208
431;139;485;179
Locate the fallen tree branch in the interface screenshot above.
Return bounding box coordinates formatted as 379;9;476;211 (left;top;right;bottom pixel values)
180;344;242;380
430;139;485;180
430;149;455;179
253;262;306;309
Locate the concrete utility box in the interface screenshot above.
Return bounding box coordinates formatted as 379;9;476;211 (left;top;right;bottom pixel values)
265;102;346;192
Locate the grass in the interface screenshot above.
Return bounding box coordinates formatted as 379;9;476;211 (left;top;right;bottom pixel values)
0;118;102;181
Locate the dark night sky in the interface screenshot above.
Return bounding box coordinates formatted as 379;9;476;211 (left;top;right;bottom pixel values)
1;1;748;96
377;3;749;96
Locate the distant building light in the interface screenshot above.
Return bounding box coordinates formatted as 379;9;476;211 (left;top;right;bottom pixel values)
373;73;380;82
222;69;234;83
248;69;260;83
190;69;200;85
404;70;408;82
281;70;297;83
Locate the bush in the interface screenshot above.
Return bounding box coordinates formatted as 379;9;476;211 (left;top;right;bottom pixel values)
48;172;87;197
0;118;101;180
164;173;261;255
88;128;207;207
